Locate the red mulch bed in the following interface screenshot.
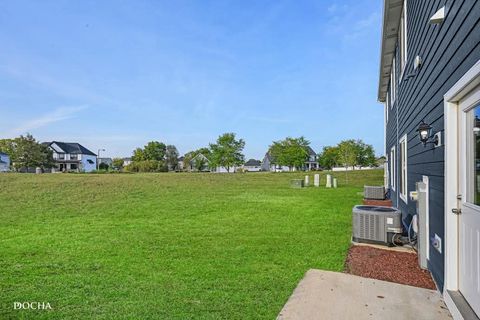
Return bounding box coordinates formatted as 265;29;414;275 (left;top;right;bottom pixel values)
345;245;436;290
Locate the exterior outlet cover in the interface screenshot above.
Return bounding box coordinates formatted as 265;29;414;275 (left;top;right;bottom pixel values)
434;132;442;147
433;234;442;254
414;56;422;70
430;6;445;24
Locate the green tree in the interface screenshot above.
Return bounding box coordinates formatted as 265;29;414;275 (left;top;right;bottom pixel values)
269;137;310;171
165;145;179;171
318;146;339;170
0;139;16;159
182;151;195;171
183;148;211;171
209;133;245;172
132;148;145;162
143;141;166;161
112;158;124;169
337;139;358;184
193;155;208;171
131;141;167;163
196;147;211;158
355;140;376;168
99;162;109;171
3;134;54;170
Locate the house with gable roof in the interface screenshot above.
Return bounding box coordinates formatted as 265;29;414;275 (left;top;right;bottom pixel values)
43;141;97;172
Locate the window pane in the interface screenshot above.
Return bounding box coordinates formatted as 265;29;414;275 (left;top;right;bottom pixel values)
473;105;480;205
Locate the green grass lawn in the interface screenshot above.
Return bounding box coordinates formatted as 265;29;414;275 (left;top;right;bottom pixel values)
0;170;383;319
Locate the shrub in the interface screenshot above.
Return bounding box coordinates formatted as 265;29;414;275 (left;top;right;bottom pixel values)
124;160;167;173
99;162;110;170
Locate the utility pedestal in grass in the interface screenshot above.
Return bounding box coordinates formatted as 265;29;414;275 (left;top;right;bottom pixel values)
314;174;320;187
304;176;309;187
326;175;332;188
291;179;304;188
333;178;337;188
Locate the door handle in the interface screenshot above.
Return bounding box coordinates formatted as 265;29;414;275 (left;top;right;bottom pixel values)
452;208;462;215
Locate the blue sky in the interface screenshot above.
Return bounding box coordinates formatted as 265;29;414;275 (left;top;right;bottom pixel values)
0;0;383;159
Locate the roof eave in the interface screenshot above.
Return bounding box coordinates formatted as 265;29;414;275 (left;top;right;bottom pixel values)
377;0;404;102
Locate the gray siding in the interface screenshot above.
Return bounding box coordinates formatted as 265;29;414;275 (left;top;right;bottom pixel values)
385;0;480;290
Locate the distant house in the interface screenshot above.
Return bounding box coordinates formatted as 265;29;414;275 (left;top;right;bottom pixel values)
243;159;261;172
177;156;185;171
261;152;291;172
0;152;10;172
123;157;132;166
189;153;210;172
261;147;319;172
43;141;97;172
305;146;319;170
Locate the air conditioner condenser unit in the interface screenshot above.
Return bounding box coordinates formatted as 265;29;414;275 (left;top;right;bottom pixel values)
352;205;402;246
363;186;386;200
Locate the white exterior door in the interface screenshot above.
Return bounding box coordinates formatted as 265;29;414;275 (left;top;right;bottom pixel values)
459;87;480;316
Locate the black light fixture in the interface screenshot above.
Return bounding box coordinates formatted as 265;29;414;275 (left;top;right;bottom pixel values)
417;120;439;147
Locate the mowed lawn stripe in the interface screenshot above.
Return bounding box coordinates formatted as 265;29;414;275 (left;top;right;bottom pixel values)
0;170;382;319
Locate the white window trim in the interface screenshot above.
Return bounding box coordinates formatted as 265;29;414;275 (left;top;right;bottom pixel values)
390;146;396;191
422;175;430;261
391;56;396;106
443;59;480;312
385;154;389;187
399;134;408;203
385;100;389;123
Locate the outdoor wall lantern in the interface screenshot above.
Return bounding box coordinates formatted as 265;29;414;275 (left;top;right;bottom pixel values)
417;120;439;147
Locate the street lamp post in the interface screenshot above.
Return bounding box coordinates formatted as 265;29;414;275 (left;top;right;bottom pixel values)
97;148;105;170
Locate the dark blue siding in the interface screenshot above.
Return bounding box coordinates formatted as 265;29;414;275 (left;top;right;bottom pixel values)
385;0;480;291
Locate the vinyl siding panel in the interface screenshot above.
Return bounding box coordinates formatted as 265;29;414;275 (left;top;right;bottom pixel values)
384;0;480;290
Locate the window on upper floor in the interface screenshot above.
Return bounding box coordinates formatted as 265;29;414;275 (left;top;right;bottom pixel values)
385;98;389;123
390;56;396;106
399;135;408;202
390;146;396;191
399;0;408;74
70;154;78;160
58;153;65;160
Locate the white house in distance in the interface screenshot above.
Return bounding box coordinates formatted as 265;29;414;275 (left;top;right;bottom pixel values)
243;159;261;172
0;152;10;172
43;141;97;172
187;153;210;172
123;157;132;166
177;156;184;171
261;146;319;172
261;152;292;172
304;146;319;170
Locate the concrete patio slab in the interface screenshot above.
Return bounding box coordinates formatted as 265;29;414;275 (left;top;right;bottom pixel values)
277;269;452;320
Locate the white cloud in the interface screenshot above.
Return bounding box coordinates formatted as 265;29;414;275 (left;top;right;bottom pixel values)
7;106;87;136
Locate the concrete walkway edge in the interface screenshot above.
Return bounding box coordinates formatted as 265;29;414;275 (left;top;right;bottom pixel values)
277;269;451;320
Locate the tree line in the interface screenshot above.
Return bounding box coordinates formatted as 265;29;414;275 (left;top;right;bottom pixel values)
123;142;180;172
0;133;377;173
268;136;311;170
318;139;376;170
0;134;54;170
125;132;246;172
